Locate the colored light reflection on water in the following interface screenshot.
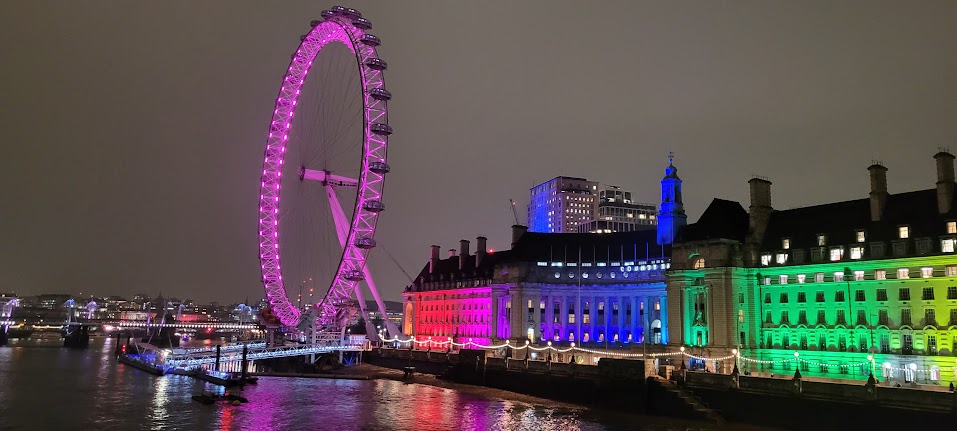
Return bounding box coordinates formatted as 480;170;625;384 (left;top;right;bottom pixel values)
0;339;715;431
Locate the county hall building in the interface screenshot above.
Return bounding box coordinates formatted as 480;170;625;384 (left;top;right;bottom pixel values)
669;151;957;384
402;159;688;351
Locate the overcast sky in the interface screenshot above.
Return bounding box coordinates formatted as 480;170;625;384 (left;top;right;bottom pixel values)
2;1;956;303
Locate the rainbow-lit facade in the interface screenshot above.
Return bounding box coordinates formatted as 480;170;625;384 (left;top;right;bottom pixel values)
669;152;957;385
402;230;672;349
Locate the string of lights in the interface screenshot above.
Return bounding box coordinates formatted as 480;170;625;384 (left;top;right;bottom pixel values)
378;336;951;374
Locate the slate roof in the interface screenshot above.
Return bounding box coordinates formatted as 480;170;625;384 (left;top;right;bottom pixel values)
675;198;749;243
759;188;957;251
411;230;670;284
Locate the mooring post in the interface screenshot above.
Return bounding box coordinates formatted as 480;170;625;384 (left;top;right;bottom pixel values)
241;343;249;382
215;344;222;372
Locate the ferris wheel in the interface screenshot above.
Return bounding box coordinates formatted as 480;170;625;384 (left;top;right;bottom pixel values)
257;6;399;338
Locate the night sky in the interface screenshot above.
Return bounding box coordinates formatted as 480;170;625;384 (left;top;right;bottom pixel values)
2;1;956;303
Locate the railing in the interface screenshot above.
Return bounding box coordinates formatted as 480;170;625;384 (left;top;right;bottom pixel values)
165;343;365;368
176;341;267;355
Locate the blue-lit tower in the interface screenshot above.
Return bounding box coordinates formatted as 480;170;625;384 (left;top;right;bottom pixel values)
657;154;687;245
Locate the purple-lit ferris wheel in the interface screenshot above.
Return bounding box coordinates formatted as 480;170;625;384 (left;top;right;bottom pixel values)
257;7;397;335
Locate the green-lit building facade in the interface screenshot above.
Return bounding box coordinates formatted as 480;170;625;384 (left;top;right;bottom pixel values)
668;152;957;385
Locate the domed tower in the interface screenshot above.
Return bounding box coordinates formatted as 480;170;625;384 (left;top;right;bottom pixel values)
657;153;687;245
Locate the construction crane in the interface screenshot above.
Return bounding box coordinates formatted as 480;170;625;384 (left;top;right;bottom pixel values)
509;199;520;225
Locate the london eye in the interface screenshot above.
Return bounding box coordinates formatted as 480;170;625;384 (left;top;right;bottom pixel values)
257;7;397;338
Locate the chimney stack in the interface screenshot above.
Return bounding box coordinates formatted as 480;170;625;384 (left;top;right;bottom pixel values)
511;224;528;248
746;177;773;245
429;245;440;273
935;150;955;214
448;249;456;257
459;239;470;270
868;163;889;221
475;236;487;267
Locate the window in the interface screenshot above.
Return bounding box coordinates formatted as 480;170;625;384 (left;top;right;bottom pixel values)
797;274;806;284
815;272;825;283
877;289;888;301
899;226;909;239
764;293;771;303
782;239;790;249
949;221;956;234
835;291;845;302
951;308;957;325
901;308;911;326
793;250;806;264
857;309;867;325
870;242;886;258
853;270;864;281
763;277;771;286
878;309;888;325
925;309;936;326
817;310;826;325
833;271;845;282
830;248;844;261
781;311;790;325
947;266;957;277
897;268;909;279
797;292;807;302
942;239;955;253
764;311;772;324
875;270;887;280
892;242;908;257
948;286;957;300
798;310;808;324
817;234;827;246
836;310;846;325
899;288;911;301
780;293;789;303
779;275;788;285
856;231;866;242
816;291;825;302
922;267;934;278
922;287;935;300
917;239;932;255
693;258;705;269
850;247;863;260
776;253;788;264
855;290;865;301
761;254;771;266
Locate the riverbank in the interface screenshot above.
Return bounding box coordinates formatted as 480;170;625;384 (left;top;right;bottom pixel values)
326;363;775;431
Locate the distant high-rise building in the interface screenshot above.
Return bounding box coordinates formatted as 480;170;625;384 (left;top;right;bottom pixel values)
528;177;657;234
577;185;657;233
527;176;598;233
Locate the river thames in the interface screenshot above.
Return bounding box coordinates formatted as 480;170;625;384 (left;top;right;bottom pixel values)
0;338;720;431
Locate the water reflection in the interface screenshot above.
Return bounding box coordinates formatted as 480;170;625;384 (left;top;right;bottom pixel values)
1;339;705;431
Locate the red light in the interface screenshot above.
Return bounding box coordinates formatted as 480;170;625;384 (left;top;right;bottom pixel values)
121;345;126;353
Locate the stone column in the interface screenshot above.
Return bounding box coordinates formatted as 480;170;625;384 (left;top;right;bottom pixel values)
661;294;669;345
545;294;554;341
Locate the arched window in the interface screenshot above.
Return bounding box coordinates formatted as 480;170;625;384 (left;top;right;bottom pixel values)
693;257;706;269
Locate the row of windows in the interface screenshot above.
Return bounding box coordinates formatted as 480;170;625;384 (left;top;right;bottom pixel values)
762;266;957;285
780;222;957;250
765;286;957;304
768;237;957;265
764;308;957;327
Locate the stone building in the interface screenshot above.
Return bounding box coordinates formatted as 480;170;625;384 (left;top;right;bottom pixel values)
403;159;687;351
669;151;957;383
